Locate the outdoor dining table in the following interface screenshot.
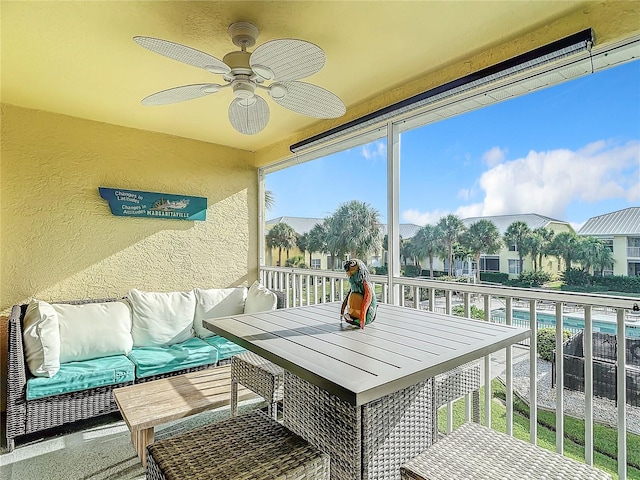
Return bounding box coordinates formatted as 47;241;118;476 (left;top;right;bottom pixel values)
204;301;530;480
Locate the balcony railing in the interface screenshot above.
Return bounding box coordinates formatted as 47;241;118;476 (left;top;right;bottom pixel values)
260;265;640;479
627;246;640;258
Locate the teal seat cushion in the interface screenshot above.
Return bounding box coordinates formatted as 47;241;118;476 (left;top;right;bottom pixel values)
128;337;218;379
204;335;246;361
26;355;135;400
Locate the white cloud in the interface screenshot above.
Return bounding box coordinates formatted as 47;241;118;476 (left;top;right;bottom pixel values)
482;146;507;166
361;141;386;160
402;208;449;226
475;140;639;218
457;188;472;200
403;139;639;224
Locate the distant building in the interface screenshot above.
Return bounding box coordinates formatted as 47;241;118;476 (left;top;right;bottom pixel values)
461;213;574;278
578;207;640;276
267;210;640;278
264;217;421;269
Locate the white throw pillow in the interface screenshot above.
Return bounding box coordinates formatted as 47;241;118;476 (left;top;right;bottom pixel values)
244;281;278;314
22;299;61;377
128;289;196;347
193;287;247;338
55;301;133;363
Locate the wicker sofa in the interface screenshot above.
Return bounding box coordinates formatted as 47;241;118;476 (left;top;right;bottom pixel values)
6;284;284;451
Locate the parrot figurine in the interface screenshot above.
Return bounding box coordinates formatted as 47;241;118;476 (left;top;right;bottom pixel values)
340;259;377;329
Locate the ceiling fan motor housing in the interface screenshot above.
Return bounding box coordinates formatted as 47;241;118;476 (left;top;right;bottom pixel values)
228;22;259;49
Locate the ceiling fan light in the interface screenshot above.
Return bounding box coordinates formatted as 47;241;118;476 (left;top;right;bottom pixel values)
269;83;288;100
233;81;255;99
252;64;275;80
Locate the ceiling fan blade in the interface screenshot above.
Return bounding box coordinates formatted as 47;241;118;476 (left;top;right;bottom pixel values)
141;84;221;106
250;39;325;81
269;81;345;118
228;95;270;135
134;36;230;75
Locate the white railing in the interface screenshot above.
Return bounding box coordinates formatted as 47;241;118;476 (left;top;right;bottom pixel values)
627;246;640;258
260;265;640;480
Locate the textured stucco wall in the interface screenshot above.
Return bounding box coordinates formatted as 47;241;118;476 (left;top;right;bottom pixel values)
0;104;257;314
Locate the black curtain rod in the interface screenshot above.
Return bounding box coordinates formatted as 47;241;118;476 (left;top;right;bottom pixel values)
290;28;594;153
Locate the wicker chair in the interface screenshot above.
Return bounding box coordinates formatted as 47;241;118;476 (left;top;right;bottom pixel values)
400;422;612;479
146;410;330;480
432;361;481;439
231;351;284;420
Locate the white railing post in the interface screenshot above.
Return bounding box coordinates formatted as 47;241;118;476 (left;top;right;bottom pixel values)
414;286;420;310
529;298;538;445
428;287;435;312
584;305;594;466
617;308;627;480
555;302;564;455
285;272;291;308
505;296;513;436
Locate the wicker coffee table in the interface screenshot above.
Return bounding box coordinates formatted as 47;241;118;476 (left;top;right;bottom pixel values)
113;365;256;467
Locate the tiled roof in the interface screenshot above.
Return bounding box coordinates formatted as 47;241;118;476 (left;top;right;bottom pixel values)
265;217;323;234
578;207;640;236
462;213;567;235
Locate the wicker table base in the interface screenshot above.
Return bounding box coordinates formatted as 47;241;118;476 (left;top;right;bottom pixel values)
283;371;434;480
146;410;330;480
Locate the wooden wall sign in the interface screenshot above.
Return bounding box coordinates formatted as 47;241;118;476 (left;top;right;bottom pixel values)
99;187;207;221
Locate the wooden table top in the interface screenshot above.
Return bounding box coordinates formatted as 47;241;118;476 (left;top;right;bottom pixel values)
113;365;256;430
204;302;530;406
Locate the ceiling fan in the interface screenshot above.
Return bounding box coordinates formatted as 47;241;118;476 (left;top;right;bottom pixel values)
134;22;346;135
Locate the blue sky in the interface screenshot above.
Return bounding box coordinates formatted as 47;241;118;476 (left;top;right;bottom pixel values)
266;60;640;231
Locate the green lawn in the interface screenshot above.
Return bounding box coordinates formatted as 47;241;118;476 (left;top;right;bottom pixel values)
437;380;640;479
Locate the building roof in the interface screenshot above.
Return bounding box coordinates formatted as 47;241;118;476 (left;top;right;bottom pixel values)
378;224;422;240
266;217;323;234
578;207;640;236
462;213;568;235
266;217;421;239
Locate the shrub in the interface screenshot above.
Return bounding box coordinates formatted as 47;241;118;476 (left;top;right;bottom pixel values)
537;327;572;362
402;265;421;277
562;267;590;287
285;256;307;268
373;265;387;275
480;272;509;284
518;270;551;287
591;274;640;293
452;305;485;320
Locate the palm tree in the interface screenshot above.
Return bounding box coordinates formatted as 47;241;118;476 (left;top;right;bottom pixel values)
503;221;531;274
436;214;466;276
265;222;297;267
297;232;311;267
547;231;580;273
325;200;381;268
459;219;502;283
532;227;554;272
410;224;443;278
264;190;275;211
578;236;615;274
308;223;328;269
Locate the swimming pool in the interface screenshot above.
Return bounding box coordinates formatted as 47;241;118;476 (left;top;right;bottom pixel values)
490;308;640;339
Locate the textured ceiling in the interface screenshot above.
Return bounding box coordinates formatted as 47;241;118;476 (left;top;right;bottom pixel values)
1;1;600;153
